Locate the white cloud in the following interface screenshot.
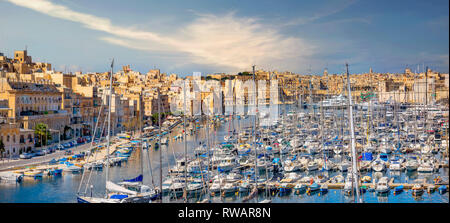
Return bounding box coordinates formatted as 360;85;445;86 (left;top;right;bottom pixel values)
283;0;358;27
6;0;314;72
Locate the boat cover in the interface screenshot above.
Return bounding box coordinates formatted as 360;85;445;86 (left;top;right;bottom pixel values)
124;174;143;182
362;153;373;161
110;194;129;199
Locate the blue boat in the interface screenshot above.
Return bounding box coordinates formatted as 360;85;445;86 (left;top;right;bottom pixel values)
48;159;58;165
379;153;389;162
51;169;63;176
394;185;403;195
438;185;447;194
309;183;320;192
361;152;373;161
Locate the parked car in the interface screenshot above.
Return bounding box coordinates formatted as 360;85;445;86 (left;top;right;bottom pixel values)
57;144;65;150
19;153;32;159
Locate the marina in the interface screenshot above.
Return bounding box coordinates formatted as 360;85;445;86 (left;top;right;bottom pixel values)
1;98;448;203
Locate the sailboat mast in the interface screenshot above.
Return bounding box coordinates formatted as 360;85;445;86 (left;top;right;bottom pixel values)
158;86;162;203
140;92;144;180
252;65;258;203
183;80;188;203
105;59;114;198
346;63;361;203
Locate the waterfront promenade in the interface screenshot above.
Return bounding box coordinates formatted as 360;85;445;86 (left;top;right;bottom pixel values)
0;139;106;172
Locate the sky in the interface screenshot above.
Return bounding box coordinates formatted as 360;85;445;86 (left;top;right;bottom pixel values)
0;0;448;76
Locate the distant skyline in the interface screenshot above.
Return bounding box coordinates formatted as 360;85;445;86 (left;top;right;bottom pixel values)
0;0;448;75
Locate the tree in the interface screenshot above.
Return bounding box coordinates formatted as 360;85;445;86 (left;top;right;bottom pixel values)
34;123;52;147
63;125;72;140
0;139;5;160
151;112;173;126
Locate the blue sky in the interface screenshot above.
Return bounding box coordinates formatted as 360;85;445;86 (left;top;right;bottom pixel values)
0;0;448;76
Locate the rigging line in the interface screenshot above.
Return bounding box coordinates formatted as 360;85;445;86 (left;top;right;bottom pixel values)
145;142;155;190
84;107;109;195
78;89;107;194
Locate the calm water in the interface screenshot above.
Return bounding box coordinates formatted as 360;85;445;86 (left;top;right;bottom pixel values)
0;105;449;203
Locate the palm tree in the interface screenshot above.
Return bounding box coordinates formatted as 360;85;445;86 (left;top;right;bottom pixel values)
34;123;52;147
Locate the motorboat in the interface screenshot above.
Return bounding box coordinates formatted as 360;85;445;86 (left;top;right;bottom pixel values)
238;180;252;192
338;161;350;172
282;172;300;182
209;179;223;194
405;159;419;171
375;177;390;194
278;182;294;195
330;175;345;183
411;184;424;196
294;183;306;193
320;184;328;194
63;165;82;173
23;170;43;178
0;172;23;183
306;161;319;171
308;183;320;193
389;160;402;171
393;185;403;195
283;160;303;172
187;182;204;195
417;160;434;173
225;172;242;183
222;182;238;194
371;159;385;172
343;179;354;196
